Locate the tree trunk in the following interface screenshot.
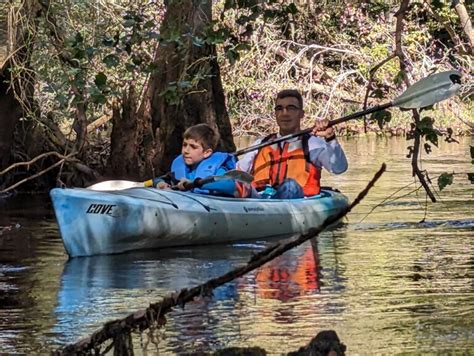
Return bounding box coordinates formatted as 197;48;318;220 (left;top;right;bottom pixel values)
150;0;236;174
0;1;39;170
107;84;156;180
452;0;474;54
0;62;22;170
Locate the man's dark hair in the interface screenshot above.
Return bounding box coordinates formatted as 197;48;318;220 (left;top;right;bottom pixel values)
276;89;303;109
183;123;220;151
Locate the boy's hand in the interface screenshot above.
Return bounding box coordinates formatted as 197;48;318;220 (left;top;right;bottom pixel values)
176;178;193;191
312;118;335;139
156;181;170;189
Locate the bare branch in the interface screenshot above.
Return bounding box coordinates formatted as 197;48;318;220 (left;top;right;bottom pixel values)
0;152;76;193
394;0;437;203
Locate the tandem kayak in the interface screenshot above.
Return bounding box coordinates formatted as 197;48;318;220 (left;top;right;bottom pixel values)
50;187;349;257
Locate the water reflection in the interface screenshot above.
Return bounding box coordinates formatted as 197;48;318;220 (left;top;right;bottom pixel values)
1;136;473;354
53;238;333;353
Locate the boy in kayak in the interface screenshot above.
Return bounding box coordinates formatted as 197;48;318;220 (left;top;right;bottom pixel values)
151;123;238;196
237;89;348;199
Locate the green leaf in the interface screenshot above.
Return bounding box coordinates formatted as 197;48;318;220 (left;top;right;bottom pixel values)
75;32;84;44
424;143;432;154
103;54;120;67
131;55;142;66
418;116;434;130
224;0;235;10
144;20;155;29
73;72;85;89
468;173;474;184
192;36;205;47
438;172;454;191
90;92;106;105
285;3;298;15
235;43;251;51
394;71;404;86
425;130;438;147
124;19;136;28
86;46;95;59
264;9;277;20
369;88;385;99
431;0;443;9
225;48;239;65
236;15;250;25
371;110;392;129
94;72;107;89
177;80;192;89
72;48;86;60
102;37;115;47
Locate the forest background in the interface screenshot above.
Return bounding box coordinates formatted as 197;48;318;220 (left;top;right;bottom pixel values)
0;0;472;194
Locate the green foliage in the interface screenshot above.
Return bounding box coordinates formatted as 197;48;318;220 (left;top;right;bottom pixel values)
437;172;454;191
16;0;472;141
371;110;392;130
437;145;473;191
31;1;163;126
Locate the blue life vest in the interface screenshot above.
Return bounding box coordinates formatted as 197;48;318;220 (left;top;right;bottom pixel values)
171;152;236;194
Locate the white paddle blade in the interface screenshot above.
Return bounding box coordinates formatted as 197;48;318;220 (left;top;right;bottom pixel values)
87;180;144;191
393;70;461;109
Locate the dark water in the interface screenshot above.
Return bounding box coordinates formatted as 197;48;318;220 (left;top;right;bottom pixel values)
0;137;472;354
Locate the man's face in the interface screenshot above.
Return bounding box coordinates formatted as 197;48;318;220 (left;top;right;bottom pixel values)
275;96;304;135
181;138;212;166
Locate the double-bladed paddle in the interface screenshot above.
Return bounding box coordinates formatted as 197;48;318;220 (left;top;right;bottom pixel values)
235;70;462;156
87;169;254;191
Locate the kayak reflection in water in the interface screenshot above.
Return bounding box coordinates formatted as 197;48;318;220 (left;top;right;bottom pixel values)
237;89;348;199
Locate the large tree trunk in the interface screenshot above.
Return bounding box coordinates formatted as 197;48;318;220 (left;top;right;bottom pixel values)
107;85;156;180
150;0;236;174
0;62;23;170
0;1;39;170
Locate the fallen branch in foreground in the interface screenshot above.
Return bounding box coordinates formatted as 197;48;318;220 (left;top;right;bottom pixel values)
53;163;386;355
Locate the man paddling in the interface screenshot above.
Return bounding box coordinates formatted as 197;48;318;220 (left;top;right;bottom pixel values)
237;89;348;199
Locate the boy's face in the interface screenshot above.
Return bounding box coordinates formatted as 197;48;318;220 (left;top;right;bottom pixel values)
275;96;304;135
182;138;212;166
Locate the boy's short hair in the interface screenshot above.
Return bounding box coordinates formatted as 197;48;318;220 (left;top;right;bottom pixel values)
183;123;220;151
276;89;303;109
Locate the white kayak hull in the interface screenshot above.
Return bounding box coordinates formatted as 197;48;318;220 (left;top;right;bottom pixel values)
50;187;349;257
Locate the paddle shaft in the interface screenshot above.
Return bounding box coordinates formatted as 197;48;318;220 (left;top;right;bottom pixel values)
176;169;253;190
234;101;393;156
181;176;216;190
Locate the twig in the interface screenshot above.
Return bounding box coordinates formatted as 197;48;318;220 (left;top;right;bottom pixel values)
0;154;75;194
52;163;387;355
0;151;74;176
358;180;420;223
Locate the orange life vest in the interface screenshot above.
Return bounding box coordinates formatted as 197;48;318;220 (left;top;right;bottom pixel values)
251;133;321;196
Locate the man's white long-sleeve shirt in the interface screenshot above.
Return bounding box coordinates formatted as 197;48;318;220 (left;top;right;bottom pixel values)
237;134;348;175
